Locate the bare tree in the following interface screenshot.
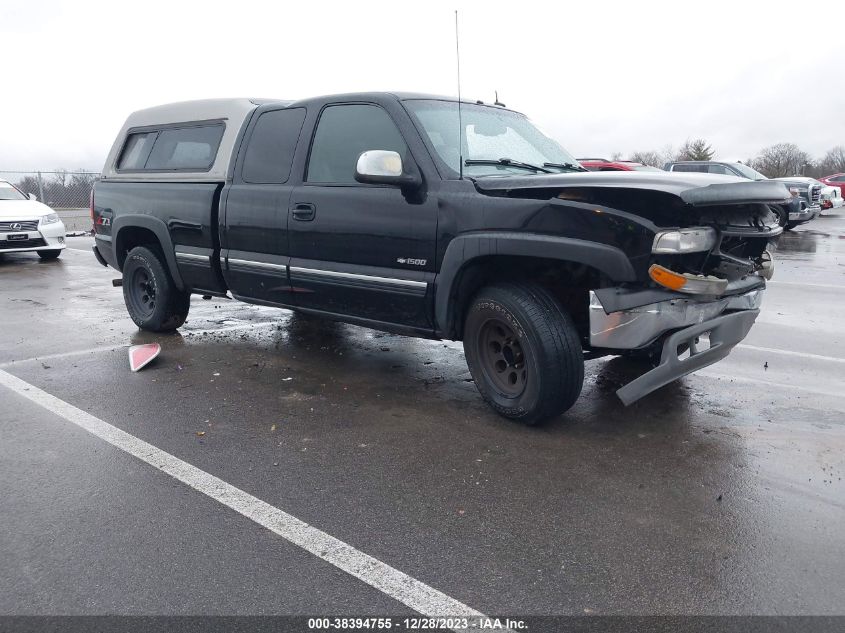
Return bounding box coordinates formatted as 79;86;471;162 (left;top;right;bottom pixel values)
14;170;95;208
675;138;714;162
51;169;68;188
629;150;665;168
609;151;623;161
819;146;845;175
14;176;40;197
751;143;811;178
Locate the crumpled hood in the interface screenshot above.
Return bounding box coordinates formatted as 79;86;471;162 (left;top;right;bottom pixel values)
0;199;56;219
472;170;792;207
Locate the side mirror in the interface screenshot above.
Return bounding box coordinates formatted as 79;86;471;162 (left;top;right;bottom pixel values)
28;193;37;201
355;150;421;189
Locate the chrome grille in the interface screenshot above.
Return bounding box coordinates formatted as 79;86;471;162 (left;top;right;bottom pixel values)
810;185;821;204
0;220;39;232
0;237;47;249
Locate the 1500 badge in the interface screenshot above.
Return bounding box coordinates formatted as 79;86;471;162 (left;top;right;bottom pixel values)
397;257;427;266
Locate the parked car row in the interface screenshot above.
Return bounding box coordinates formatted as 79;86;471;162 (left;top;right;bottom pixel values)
577;158;662;172
662;161;830;230
579;157;839;230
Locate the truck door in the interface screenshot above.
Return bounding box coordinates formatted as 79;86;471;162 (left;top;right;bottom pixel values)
221;106;307;304
288;102;435;330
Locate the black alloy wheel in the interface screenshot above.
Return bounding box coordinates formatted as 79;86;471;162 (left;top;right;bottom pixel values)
128;266;157;319
476;317;528;398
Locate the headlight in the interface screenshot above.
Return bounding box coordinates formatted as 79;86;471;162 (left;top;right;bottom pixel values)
40;213;60;225
788;187;800;197
652;227;717;254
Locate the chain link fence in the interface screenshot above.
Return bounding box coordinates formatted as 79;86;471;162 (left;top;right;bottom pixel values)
1;170;99;232
0;170;98;209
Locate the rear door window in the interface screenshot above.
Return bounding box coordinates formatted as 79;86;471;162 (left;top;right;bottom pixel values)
241;108;307;184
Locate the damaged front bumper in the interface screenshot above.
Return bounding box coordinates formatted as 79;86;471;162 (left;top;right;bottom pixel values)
589;285;764;405
614;309;759;406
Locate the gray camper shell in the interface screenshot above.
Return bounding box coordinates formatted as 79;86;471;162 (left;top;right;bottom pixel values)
101;98;289;182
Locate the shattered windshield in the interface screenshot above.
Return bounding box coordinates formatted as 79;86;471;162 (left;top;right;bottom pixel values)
403;99;581;178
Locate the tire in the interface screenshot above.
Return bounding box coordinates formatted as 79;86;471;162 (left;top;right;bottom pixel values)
122;246;190;332
37;249;62;260
463;282;584;425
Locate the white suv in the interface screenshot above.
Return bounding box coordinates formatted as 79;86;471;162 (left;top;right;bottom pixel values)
0;180;66;259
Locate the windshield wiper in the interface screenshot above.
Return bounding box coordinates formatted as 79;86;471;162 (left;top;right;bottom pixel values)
465;158;553;174
543;162;588;172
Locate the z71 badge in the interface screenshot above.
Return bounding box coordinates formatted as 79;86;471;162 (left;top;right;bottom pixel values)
397;257;427;266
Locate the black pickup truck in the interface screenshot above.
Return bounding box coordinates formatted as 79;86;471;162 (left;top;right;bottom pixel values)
92;93;786;423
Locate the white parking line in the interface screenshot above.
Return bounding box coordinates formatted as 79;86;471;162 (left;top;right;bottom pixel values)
0;321;280;368
0;345;124;368
767;280;845;291
696;371;845;401
736;344;845;364
0;368;485;621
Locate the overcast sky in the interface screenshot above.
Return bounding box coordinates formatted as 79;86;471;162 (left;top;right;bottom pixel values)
1;0;843;171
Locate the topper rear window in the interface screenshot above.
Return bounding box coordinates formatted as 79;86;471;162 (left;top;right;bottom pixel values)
117;123;225;172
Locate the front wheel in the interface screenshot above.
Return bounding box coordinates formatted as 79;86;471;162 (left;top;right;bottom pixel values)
122;246;190;332
463;282;584;425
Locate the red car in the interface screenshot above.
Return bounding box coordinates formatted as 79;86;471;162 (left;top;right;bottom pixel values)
819;173;845;194
578;158;662;172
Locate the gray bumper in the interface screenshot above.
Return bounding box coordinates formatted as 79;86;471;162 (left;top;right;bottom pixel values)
615;309;759;405
589;288;764;349
789;205;819;223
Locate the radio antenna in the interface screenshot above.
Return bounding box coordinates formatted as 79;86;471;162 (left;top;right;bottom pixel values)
455;10;464;180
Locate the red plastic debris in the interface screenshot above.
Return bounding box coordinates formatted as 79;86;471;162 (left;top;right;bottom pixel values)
128;343;161;372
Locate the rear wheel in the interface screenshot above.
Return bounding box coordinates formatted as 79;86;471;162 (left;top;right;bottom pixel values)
122;246;190;331
463;282;584;425
37;249;62;260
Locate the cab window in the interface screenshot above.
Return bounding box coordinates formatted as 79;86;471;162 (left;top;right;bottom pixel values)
242;108;307;184
306;104;407;184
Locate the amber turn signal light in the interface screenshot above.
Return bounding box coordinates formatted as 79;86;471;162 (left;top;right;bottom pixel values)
648;264;729;295
649;264;687;291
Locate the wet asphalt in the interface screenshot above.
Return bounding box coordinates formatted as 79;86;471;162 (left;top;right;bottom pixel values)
0;214;843;617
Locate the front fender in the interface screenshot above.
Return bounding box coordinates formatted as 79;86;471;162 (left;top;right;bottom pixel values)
434;232;636;337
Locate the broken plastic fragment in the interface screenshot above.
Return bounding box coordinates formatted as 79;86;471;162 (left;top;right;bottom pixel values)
128;343;161;372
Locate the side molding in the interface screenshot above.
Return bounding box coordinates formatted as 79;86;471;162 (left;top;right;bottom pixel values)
434;232;636;337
